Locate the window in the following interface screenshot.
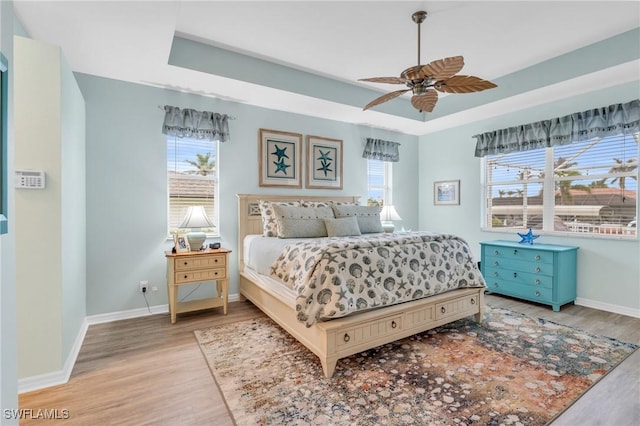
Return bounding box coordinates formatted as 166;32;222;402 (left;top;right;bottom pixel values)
367;159;391;206
167;137;218;236
483;132;638;237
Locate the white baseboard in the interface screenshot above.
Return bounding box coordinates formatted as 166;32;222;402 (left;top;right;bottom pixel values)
18;293;242;393
18;318;89;394
575;297;640;319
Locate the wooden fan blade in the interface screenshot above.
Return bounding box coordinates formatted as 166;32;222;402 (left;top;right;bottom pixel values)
359;76;409;84
363;89;411;110
411;89;438;112
420;56;464;80
436;75;497;93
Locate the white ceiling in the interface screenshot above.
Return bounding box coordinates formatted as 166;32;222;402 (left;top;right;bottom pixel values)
13;1;640;135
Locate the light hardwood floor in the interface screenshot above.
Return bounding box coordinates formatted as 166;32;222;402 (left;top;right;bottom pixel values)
19;294;640;426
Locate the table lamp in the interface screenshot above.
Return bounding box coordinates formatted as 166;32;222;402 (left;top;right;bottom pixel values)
380;205;402;233
179;206;213;251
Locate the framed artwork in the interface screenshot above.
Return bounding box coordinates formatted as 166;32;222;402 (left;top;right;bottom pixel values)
174;234;190;253
434;180;460;205
306;135;343;189
259;128;302;188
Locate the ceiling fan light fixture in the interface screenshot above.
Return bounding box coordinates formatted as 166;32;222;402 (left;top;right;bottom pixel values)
359;11;497;113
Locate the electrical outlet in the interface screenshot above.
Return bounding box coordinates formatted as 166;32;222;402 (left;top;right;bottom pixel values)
139;280;149;293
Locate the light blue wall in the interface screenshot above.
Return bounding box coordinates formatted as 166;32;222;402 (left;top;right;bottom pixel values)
418;81;640;314
0;0;17;421
74;73;419;315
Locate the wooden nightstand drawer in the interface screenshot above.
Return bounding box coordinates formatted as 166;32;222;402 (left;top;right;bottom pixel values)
175;267;226;284
175;254;226;271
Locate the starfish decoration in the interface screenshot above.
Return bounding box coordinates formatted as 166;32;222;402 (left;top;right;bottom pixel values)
517;228;540;245
273;159;290;174
317;149;332;163
271;145;289;161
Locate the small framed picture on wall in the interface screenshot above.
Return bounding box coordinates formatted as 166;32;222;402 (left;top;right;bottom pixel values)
306;135;343;189
434;180;460;205
258;128;302;188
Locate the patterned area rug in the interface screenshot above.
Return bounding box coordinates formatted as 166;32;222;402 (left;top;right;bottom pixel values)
194;306;637;425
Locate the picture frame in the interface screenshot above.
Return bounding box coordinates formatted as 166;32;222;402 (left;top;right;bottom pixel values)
174;234;190;253
259;128;302;188
306;135;343;189
434;180;460;205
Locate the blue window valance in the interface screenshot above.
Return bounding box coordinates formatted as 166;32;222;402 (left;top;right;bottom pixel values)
474;99;640;157
362;138;400;162
162;105;231;142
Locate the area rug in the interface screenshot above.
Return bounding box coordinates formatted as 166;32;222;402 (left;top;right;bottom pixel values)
194;306;637;425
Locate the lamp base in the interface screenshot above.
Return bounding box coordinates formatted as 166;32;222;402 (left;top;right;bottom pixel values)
382;222;395;233
185;231;206;251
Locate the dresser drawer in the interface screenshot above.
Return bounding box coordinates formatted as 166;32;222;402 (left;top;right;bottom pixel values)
485;256;552;276
484;266;553;288
336;315;403;350
175;254;226;271
483;245;552;264
175;267;226;284
487;279;553;303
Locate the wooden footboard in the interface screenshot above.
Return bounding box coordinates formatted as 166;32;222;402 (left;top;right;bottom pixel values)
241;271;484;378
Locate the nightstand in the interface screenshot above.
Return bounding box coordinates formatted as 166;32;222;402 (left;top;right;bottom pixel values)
165;248;231;323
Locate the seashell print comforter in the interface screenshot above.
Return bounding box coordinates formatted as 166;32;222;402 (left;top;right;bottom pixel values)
269;232;486;327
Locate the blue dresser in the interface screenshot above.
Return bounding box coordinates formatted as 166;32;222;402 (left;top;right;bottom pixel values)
480;240;579;311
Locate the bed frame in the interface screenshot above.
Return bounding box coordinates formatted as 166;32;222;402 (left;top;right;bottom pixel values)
237;194;485;378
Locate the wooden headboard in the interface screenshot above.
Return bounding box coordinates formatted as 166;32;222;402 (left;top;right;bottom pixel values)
236;194;360;270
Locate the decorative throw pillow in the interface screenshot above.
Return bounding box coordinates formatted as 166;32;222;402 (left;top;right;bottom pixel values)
272;205;335;238
258;200;300;237
300;200;333;208
324;216;362;237
331;204;383;234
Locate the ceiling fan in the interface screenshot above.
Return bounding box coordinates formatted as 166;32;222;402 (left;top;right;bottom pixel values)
359;11;497;113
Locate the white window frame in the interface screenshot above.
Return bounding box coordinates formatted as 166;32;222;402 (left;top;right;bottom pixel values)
367;159;392;206
481;133;638;239
167;136;220;239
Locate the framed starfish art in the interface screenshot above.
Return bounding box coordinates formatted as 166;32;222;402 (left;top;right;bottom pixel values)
259;128;302;188
306;135;343;189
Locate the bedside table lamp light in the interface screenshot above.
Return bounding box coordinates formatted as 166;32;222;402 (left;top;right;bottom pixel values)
380;205;402;233
179;206;213;251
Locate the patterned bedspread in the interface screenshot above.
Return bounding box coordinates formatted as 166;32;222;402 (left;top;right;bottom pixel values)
269;232;486;327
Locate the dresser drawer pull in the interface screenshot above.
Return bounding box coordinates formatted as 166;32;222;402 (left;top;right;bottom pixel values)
214;272;218;276
535;291;541;297
184;261;188;266
493;271;498;277
184;275;188;279
513;249;518;255
493;250;499;255
470;298;476;305
535;279;540;285
535;266;541;273
214;259;219;263
493;282;499;288
513;272;518;278
343;333;351;343
534;255;541;261
441;307;446;314
391;320;397;329
493;261;499;266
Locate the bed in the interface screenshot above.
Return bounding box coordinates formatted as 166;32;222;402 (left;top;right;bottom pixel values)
237;194;486;378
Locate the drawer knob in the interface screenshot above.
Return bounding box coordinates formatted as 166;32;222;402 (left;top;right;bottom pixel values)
214;272;218;276
535;255;541;261
513;272;518;278
184;262;188;265
493;261;499;266
535;266;541;273
535;291;541;297
493;271;498;277
493;250;499;255
470;298;476;305
214;259;218;263
493;283;499;288
184;275;188;279
391;320;397;329
535;279;540;285
441;307;446;314
513;249;518;255
343;333;351;343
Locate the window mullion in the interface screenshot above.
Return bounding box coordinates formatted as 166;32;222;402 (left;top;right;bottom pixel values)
543;148;555;232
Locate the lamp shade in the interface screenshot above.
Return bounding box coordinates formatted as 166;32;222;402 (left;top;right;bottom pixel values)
179;206;213;251
380;205;402;222
179;206;214;229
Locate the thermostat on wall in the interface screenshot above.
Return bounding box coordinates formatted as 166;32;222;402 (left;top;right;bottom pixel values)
15;170;46;189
